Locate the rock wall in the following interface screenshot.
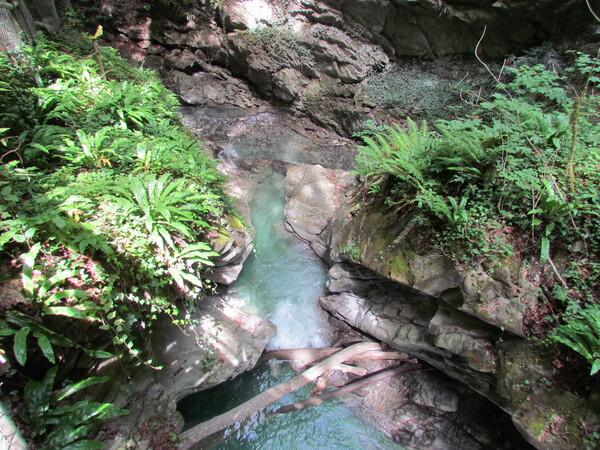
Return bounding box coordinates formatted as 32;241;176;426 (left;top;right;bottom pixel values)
91;0;597;136
284;164;600;449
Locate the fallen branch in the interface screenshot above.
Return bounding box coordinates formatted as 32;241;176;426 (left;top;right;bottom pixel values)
178;341;382;449
260;347;339;364
261;347;408;366
274;364;421;415
333;363;368;376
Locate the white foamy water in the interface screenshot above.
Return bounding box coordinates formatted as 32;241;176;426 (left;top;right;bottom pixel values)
225;171;330;349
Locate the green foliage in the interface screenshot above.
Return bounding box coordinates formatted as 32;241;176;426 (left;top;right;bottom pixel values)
1;312;112;367
339;242;361;262
20;366;127;448
354;52;600;373
0;34;233;446
355;119;433;190
552;308;600;375
236;25;315;73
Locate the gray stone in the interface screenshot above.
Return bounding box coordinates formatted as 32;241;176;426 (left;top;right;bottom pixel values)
284;164;356;243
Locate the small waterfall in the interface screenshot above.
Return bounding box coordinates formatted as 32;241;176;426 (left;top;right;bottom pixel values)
225;171;330;350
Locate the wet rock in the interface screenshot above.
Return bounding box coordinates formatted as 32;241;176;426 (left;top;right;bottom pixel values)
407;374;458;413
153;296;277;398
208;215;254;285
341;354;529;450
165;70;260;108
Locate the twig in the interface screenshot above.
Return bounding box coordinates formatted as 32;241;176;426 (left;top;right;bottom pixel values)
586;0;600;23
474;26;502;86
548;256;569;291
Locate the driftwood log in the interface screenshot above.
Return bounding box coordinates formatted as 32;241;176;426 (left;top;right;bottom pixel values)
178;342;382;449
261;347;409;366
274;363;421;414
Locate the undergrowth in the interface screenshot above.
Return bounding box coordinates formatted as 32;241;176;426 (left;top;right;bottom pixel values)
0;33;231;445
353;51;600;376
364;65;481;121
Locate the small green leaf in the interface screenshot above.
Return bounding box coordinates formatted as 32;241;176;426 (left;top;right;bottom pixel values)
14;327;30;366
591;359;600;376
35;333;56;364
540;236;550;266
59;439;106;449
82;349;113;359
44;305;88;319
57;376;110;401
0;328;17;336
52;216;68;229
20;243;42;296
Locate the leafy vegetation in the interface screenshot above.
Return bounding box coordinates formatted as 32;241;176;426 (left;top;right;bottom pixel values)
353;52;600;375
19;366;127;449
234;25;316;74
0;34;231;444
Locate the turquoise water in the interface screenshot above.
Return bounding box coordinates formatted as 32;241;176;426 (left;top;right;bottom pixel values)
178;363;401;449
225;171;330;349
178;171;401;449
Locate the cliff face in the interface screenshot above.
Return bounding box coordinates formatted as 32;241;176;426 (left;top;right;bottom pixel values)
88;0;597;135
284;164;600;450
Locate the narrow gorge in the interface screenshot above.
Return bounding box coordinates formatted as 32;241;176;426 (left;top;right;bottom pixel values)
0;1;598;449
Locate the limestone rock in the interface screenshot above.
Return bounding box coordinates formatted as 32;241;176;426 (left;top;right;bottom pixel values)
152;296;277;399
208;215;254;285
164;71;260;108
428;305;498;373
99;0;595;135
284;164;357;243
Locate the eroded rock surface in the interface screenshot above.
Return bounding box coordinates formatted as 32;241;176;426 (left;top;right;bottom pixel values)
95;0;597;136
284;164;357;242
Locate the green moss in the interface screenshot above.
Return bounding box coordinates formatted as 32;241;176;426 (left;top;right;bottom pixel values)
389;248;415;285
228;215;245;230
213;230;231;248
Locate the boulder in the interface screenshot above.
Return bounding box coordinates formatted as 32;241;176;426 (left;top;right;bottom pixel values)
207;215;254;285
284;164;357;243
152;297;277;399
164;70;261;108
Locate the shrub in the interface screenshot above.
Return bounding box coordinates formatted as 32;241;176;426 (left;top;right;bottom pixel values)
0;34;233;444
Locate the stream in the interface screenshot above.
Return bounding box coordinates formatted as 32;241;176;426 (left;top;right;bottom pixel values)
177;107;402;449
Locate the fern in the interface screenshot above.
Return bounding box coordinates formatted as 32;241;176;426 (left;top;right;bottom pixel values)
552;308;600;375
20;366;127;448
355;118;433;189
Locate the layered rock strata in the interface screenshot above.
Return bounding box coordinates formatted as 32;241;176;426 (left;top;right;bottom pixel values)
284;163;599;449
93;0;598;136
